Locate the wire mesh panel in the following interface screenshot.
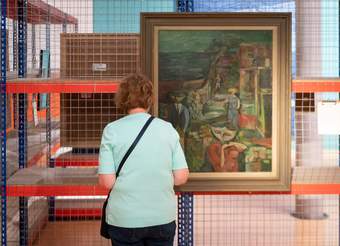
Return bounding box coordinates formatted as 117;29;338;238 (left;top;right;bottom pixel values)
1;0;340;246
5;92;58;192
294;92;339;168
4;193;340;245
60;33;140;80
60;93;120;149
194;195;339;246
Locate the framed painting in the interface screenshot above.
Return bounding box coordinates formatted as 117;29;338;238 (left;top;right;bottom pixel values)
141;13;291;191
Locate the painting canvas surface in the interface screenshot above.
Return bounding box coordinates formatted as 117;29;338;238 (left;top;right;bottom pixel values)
158;30;273;173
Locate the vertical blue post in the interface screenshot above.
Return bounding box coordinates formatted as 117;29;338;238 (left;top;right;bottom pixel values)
13;19;17;71
1;0;7;245
46;5;51;167
31;24;36;69
178;193;194;246
177;0;194;12
176;2;194;245
48;158;55;221
45;5;55;222
18;0;28;245
13;19;18;129
62;14;67;33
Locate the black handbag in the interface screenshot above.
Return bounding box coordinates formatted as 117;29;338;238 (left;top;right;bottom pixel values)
100;116;154;239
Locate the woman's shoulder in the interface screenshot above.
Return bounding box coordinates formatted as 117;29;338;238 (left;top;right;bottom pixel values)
152;117;173;129
152;117;179;138
103;115;178;138
102;121;116;134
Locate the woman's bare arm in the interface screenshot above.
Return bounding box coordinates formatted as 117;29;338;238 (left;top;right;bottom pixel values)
173;168;189;186
98;173;116;189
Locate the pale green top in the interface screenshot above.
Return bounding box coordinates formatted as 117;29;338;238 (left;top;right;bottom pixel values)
98;112;188;228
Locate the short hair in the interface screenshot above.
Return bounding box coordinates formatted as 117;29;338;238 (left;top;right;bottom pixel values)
115;73;154;114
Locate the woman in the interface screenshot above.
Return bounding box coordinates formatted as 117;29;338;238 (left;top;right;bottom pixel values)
98;73;189;246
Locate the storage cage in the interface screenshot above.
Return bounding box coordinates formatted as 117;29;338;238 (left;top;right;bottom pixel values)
1;0;339;245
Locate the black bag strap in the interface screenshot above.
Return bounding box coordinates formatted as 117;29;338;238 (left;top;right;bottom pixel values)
115;115;154;178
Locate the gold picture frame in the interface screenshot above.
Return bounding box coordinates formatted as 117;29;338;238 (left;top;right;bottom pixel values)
141;13;291;191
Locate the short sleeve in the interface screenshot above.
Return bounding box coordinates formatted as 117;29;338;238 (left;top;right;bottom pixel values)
172;130;188;170
98;125;116;174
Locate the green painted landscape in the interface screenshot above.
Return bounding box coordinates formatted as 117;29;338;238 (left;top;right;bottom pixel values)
158;30;273;173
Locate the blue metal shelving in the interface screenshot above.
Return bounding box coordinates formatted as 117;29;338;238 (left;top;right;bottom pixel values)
176;2;194;245
1;0;7;245
18;0;28;245
177;0;194;12
13;19;17;71
46;6;54;222
178;193;194;246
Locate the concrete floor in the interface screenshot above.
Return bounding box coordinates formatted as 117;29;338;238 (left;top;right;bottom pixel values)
29;195;339;246
32;221;111;246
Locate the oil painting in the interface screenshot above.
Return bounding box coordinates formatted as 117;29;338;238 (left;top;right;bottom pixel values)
158;29;273;174
141;13;291;191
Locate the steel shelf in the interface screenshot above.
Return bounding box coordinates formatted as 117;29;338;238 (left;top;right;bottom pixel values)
6;78;120;93
54;153;98;167
7;0;78;25
6;79;340;94
6;166;340;196
293;78;340;92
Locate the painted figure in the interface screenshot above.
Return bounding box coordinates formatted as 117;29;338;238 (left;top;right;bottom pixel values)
215;73;222;93
226;88;241;130
207;142;246;172
187;91;203;120
210;125;237;143
168;92;190;133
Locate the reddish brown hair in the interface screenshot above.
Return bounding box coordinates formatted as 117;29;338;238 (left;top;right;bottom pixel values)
115;73;154;114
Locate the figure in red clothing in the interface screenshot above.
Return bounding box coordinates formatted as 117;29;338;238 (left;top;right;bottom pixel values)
207;142;246;172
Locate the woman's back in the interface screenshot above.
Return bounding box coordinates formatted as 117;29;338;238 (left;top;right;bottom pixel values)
98;112;187;228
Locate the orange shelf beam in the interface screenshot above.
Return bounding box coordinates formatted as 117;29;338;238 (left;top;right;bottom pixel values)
293;79;340;92
7;183;340;197
6;79;340;94
7;185;109;197
55;208;102;218
6;80;120;93
54;153;98;167
55;159;98;167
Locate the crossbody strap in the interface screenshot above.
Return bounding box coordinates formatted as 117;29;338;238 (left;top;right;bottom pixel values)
105;116;154;199
116;115;154;178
